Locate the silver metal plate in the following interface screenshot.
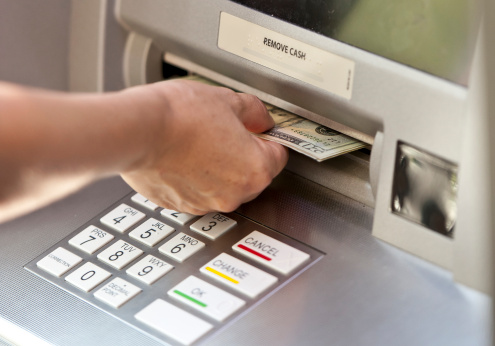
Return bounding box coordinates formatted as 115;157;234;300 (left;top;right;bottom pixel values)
24;191;324;346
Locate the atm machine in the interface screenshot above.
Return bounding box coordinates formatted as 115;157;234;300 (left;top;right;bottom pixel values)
0;0;492;345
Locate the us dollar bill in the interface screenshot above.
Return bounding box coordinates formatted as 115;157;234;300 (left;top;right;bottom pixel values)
258;104;367;162
180;74;366;161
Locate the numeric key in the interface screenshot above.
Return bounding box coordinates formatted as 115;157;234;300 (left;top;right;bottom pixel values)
100;204;145;233
129;218;174;247
131;193;159;211
126;255;174;285
65;262;111;292
159;232;205;262
97;240;143;270
160;209;197;225
189;213;237;240
69;225;114;254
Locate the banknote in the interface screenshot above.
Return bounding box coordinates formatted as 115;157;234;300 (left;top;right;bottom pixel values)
180;75;366;161
258;104;367;161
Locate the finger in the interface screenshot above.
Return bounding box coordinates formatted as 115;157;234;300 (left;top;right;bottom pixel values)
232;93;274;133
240;189;264;206
181;205;209;216
165;192;211;216
256;137;289;177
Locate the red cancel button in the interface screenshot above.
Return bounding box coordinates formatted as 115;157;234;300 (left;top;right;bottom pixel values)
232;231;310;275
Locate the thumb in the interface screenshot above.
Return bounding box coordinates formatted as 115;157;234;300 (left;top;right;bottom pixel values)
234;93;275;133
255;136;289;177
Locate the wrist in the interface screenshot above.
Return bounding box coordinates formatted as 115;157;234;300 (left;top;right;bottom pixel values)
114;84;171;173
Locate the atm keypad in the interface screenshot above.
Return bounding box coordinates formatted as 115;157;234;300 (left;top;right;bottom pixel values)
25;192;323;345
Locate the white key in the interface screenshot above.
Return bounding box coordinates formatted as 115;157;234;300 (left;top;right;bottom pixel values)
129;218;174;247
97;240;143;270
126;255;173;285
232;231;310;275
160;209;197;225
135;299;213;345
131;193;159;211
65;262;111;292
189;213;237;240
200;253;278;298
100;204;145;233
168;275;245;322
94;277;141;308
158;232;205;262
68;225;114;254
36;247;82;277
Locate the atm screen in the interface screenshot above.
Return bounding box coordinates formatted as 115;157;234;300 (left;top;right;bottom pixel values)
230;0;479;85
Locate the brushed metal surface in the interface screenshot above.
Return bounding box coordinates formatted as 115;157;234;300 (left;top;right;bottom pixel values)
0;178;162;346
0;169;490;345
218;170;490;346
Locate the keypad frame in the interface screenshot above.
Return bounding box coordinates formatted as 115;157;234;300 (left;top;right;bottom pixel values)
24;192;324;346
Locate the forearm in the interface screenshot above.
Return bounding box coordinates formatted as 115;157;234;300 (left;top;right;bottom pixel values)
0;79;287;222
0;82;162;222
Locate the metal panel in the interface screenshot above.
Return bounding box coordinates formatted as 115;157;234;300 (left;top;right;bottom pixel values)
0;0;70;90
0;169;489;345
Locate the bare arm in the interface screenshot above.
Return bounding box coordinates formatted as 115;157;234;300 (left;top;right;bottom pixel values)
0;80;288;223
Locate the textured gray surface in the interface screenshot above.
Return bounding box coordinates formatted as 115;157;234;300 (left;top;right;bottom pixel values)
0;177;163;346
214;169;491;346
0;169;488;346
0;339;13;346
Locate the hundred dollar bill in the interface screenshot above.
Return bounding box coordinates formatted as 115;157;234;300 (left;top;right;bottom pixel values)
179;74;366;161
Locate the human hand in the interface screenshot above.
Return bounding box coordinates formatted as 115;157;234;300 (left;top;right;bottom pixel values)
120;79;288;215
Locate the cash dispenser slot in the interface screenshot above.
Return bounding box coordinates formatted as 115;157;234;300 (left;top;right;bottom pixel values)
122;29;375;221
158;53;376;209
